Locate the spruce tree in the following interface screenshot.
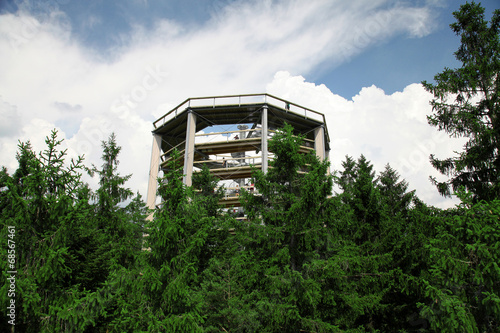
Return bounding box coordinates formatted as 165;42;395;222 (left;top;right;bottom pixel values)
89;133;144;269
422;2;500;201
0;131;148;332
418;192;500;332
0;131;100;332
324;155;431;331
377;163;415;217
142;149;207;331
240;123;336;332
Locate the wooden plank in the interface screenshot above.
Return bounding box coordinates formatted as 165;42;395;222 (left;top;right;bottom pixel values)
146;134;162;213
195;128;262;137
194;164;262;180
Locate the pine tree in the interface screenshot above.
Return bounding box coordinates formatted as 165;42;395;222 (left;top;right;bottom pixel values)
418;191;500;332
0;130;101;332
0;131;149;332
90;134;144;269
377;163;415;217
197;216;263;332
322;155;433;331
140;149;206;331
336;155;357;199
239;123;336;332
90;133;133;215
422;2;500;201
336;155;383;246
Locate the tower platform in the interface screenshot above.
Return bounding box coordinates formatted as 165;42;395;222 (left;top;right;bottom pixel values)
146;94;330;209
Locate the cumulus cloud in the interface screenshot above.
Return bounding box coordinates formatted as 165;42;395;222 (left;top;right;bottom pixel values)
53;101;83;112
0;98;22;137
0;117;66;172
0;0;451;206
267;71;466;208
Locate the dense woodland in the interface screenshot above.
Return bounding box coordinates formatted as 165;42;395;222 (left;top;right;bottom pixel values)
1;3;499;332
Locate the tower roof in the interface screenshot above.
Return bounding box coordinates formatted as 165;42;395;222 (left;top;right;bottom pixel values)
152;93;330;151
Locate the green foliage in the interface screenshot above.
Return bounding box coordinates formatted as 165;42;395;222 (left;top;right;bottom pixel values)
0;130;93;331
326;156;399;331
0;130;146;332
90;133;145;272
197;218;263;332
242;124;333;269
91;133;133;208
377;163;415;218
115;149;214;331
192;165;224;218
2;32;500;329
235;123;337;332
422;2;500;201
336;155;384;246
419;191;500;332
0;127;495;333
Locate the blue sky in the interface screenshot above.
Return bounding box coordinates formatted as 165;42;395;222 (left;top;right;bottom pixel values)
2;0;496;98
0;0;498;207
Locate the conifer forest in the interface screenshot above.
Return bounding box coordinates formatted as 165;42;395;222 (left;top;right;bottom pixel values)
1;3;499;332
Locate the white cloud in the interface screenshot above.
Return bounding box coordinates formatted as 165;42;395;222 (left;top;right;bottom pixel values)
0;98;22;137
0;117;66;172
0;0;448;205
266;71;467;208
82;15;102;30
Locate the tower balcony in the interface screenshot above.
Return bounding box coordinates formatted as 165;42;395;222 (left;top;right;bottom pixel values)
146;94;330;209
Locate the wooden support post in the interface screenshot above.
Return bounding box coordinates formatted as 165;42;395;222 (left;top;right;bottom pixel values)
325;149;331;175
146;134;162;215
314;126;326;161
183;110;196;186
261;105;268;173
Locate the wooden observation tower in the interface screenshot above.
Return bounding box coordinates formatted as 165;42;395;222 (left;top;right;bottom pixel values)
146;94;330;209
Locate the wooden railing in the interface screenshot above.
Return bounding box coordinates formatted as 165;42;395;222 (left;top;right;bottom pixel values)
153;93;326;128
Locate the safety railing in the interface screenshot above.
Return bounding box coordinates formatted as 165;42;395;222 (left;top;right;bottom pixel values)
153;93;326;128
195;128;265;143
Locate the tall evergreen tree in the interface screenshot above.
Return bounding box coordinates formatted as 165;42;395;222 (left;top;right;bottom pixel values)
0;131;99;332
90;133;133;214
90;133;144;268
0;131;148;332
196;199;261;332
336;155;357;193
140;149;207;331
102;149;230;332
324;155;433;331
377;163;415;217
336;155;383;246
422;2;500;201
326;156;387;329
418;191;500;332
242;124;333;271
240;123;336;332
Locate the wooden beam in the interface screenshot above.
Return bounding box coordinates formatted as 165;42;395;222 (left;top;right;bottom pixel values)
146;134;162;216
314;126;325;161
262;105;269;173
183;111;196;186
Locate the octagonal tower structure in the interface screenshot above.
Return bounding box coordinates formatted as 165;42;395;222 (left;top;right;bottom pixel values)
146;94;330;209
